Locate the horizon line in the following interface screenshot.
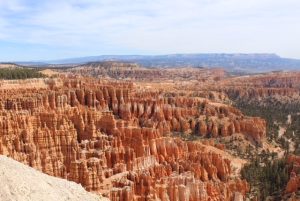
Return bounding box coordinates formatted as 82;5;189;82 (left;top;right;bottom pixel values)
3;52;298;63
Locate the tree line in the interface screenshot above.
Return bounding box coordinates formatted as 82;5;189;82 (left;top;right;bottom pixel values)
0;68;45;80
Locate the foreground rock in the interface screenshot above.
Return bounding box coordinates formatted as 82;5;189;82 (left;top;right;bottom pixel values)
0;155;108;201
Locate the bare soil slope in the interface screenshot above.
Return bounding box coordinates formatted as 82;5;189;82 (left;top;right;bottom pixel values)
0;155;109;201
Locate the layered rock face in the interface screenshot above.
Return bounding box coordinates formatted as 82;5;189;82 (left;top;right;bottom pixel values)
214;72;300;104
0;77;262;200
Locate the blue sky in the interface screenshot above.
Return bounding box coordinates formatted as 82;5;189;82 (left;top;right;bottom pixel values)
0;0;300;61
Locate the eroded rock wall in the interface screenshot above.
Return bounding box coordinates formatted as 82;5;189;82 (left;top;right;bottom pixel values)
0;78;258;200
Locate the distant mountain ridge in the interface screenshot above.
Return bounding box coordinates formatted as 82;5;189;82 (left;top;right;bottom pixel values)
14;53;300;73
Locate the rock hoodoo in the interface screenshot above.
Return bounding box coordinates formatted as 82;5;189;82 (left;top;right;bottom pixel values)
0;76;262;201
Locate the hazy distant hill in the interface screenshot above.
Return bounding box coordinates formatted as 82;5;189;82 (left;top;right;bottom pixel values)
15;54;300;73
0;63;23;69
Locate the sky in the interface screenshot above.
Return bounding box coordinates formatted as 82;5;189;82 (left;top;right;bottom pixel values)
0;0;300;61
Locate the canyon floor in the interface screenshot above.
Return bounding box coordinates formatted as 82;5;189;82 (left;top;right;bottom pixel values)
1;62;300;200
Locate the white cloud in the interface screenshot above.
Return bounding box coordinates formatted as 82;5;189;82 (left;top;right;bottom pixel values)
0;0;300;60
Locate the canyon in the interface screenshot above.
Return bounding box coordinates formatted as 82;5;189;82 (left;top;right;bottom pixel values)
1;63;300;200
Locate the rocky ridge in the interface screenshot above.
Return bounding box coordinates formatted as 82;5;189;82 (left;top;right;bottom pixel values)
66;61;225;81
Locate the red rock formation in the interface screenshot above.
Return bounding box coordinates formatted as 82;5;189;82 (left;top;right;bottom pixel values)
285;155;300;194
0;77;257;200
286;172;300;194
214;72;300;105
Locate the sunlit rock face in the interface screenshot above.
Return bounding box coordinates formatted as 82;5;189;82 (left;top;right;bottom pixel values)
0;75;262;201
